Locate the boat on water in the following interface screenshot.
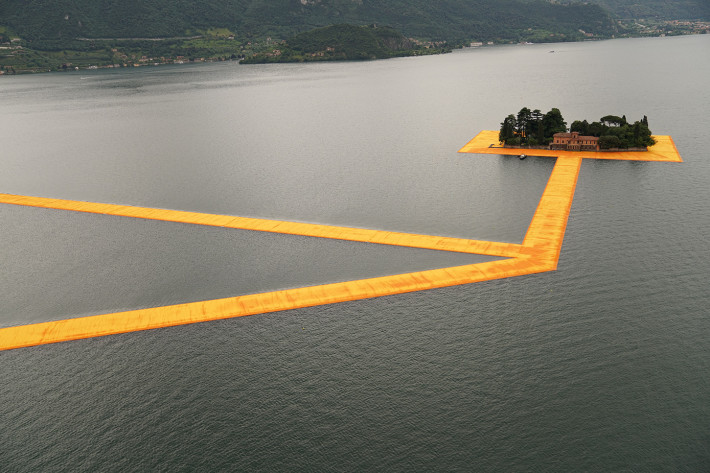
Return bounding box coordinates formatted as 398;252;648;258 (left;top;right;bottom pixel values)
519;154;527;160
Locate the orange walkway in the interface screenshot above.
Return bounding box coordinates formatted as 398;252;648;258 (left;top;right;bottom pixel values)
458;130;683;162
0;132;681;350
0;193;522;259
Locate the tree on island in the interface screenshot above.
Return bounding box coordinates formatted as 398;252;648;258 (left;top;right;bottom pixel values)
499;114;517;144
570;114;654;149
500;108;655;149
499;107;566;146
542;108;567;143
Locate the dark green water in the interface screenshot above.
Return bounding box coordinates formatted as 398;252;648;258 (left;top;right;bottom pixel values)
1;35;709;471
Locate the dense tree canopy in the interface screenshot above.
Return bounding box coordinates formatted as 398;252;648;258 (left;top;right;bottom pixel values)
500;109;655;149
1;0;617;45
570;115;655;149
499;107;567;146
241;24;445;63
585;0;709;21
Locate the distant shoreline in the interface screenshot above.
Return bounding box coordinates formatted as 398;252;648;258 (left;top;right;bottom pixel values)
2;31;707;76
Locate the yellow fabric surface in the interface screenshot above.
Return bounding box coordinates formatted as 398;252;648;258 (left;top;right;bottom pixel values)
0;131;681;350
0;193;522;258
458;130;683;162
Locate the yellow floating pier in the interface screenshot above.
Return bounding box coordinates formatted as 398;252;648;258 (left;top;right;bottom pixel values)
458;130;683;162
0;193;523;258
0;131;682;350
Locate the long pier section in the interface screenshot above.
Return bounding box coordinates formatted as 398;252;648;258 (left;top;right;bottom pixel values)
0;131;682;350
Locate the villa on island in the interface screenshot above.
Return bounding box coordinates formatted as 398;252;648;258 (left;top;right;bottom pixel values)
550;132;599;151
499;108;655;151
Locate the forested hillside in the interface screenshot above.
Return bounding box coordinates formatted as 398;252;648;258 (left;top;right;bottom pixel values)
582;0;709;20
241;24;448;63
1;0;617;46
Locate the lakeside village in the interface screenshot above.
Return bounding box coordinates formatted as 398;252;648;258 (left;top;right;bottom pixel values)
498;108;655;152
0;33;448;75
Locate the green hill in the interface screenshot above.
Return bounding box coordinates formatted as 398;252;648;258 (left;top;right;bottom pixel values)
1;0;617;46
581;0;710;20
0;0;625;72
241;24;448;63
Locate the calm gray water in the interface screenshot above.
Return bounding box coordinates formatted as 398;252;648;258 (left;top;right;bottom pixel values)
1;35;709;471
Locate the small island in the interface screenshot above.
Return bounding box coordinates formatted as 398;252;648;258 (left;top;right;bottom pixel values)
241;24;449;64
498;107;656;151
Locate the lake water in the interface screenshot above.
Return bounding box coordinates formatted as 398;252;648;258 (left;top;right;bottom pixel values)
1;35;709;471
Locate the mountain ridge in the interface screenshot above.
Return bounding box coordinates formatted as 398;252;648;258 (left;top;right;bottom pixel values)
2;0;618;45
